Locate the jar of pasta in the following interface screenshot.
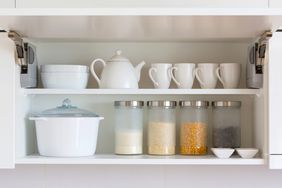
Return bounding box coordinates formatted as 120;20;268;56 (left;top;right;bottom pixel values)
179;100;209;155
147;101;177;155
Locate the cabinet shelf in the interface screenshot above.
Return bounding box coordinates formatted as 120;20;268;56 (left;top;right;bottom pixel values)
21;89;262;95
16;154;264;165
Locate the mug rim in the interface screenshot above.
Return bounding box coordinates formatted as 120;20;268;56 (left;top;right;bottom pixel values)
197;63;219;66
219;63;241;66
173;63;196;66
151;63;172;66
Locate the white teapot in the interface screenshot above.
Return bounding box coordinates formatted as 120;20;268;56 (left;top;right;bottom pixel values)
90;50;145;89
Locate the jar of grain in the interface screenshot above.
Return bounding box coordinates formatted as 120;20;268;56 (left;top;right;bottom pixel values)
147;101;177;155
114;101;144;155
212;101;241;148
179;100;209;155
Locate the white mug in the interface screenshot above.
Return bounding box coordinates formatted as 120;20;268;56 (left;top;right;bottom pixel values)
170;63;195;89
195;63;218;89
216;63;241;89
149;63;172;89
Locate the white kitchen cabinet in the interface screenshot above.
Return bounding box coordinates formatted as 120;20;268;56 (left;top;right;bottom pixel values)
15;0;268;8
269;0;282;8
0;33;15;168
0;0;15;8
0;13;281;168
268;31;282;169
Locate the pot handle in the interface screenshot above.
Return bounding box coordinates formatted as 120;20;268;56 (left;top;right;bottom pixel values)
90;59;107;87
29;117;48;121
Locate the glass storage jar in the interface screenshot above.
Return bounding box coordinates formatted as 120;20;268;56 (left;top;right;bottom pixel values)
212;101;241;148
114;101;144;155
147;101;177;155
179;101;209;155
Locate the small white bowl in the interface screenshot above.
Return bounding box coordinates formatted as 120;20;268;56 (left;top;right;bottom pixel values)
211;148;235;159
236;148;259;159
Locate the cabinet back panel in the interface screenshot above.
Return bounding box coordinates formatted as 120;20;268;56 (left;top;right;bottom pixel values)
34;42;249;89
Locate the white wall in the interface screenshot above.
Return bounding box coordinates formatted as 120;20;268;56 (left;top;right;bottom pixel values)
0;165;282;188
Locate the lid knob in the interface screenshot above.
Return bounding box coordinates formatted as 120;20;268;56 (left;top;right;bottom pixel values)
62;98;72;108
116;50;122;56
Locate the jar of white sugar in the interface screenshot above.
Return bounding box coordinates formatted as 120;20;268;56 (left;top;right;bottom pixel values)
114;101;144;155
147;101;177;155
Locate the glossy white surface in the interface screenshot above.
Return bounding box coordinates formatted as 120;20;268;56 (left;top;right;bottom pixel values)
170;63;195;89
149;63;172;89
15;0;268;8
216;63;241;89
236;148;259;159
269;32;282;155
0;33;15;168
90;50;145;89
30;117;103;157
211;148;235;159
21;89;262;95
16;154;264;165
195;63;218;89
41;72;89;89
41;64;89;73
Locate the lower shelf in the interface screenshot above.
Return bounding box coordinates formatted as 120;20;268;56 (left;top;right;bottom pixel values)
16;155;265;165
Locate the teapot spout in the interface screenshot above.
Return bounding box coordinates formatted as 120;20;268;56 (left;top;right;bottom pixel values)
134;61;146;82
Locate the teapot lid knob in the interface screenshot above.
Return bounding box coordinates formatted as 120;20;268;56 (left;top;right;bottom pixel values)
116;50;122;56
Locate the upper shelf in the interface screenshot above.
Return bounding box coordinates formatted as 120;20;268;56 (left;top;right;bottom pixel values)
21;89;262;95
0;14;282;41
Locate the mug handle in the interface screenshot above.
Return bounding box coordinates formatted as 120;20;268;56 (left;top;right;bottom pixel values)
216;67;225;86
90;58;106;87
170;67;181;87
195;68;205;87
148;67;159;87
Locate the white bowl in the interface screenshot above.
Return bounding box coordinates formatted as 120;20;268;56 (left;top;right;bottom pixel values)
41;65;89;89
41;72;89;89
211;148;235;159
236;148;259;159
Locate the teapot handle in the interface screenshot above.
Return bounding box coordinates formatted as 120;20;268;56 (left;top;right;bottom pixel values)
90;59;106;87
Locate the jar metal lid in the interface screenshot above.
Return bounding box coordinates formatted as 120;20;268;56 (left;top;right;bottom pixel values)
114;101;144;107
179;100;209;108
147;101;177;108
212;101;241;107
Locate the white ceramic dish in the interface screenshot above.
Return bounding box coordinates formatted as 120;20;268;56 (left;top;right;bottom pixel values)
41;65;89;89
211;148;235;159
29;99;104;157
236;148;259;159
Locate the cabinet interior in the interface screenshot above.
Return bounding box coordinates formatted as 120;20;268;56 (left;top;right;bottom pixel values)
14;40;266;162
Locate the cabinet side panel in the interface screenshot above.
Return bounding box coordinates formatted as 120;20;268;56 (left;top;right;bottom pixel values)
0;33;15;168
269;32;282;155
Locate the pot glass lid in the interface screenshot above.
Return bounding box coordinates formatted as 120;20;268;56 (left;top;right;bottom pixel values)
33;98;99;117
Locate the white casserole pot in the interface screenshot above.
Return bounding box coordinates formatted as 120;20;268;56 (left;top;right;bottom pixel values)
41;65;89;89
29;99;104;157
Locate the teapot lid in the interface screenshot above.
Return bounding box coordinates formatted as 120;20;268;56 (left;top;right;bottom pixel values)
109;50;130;62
